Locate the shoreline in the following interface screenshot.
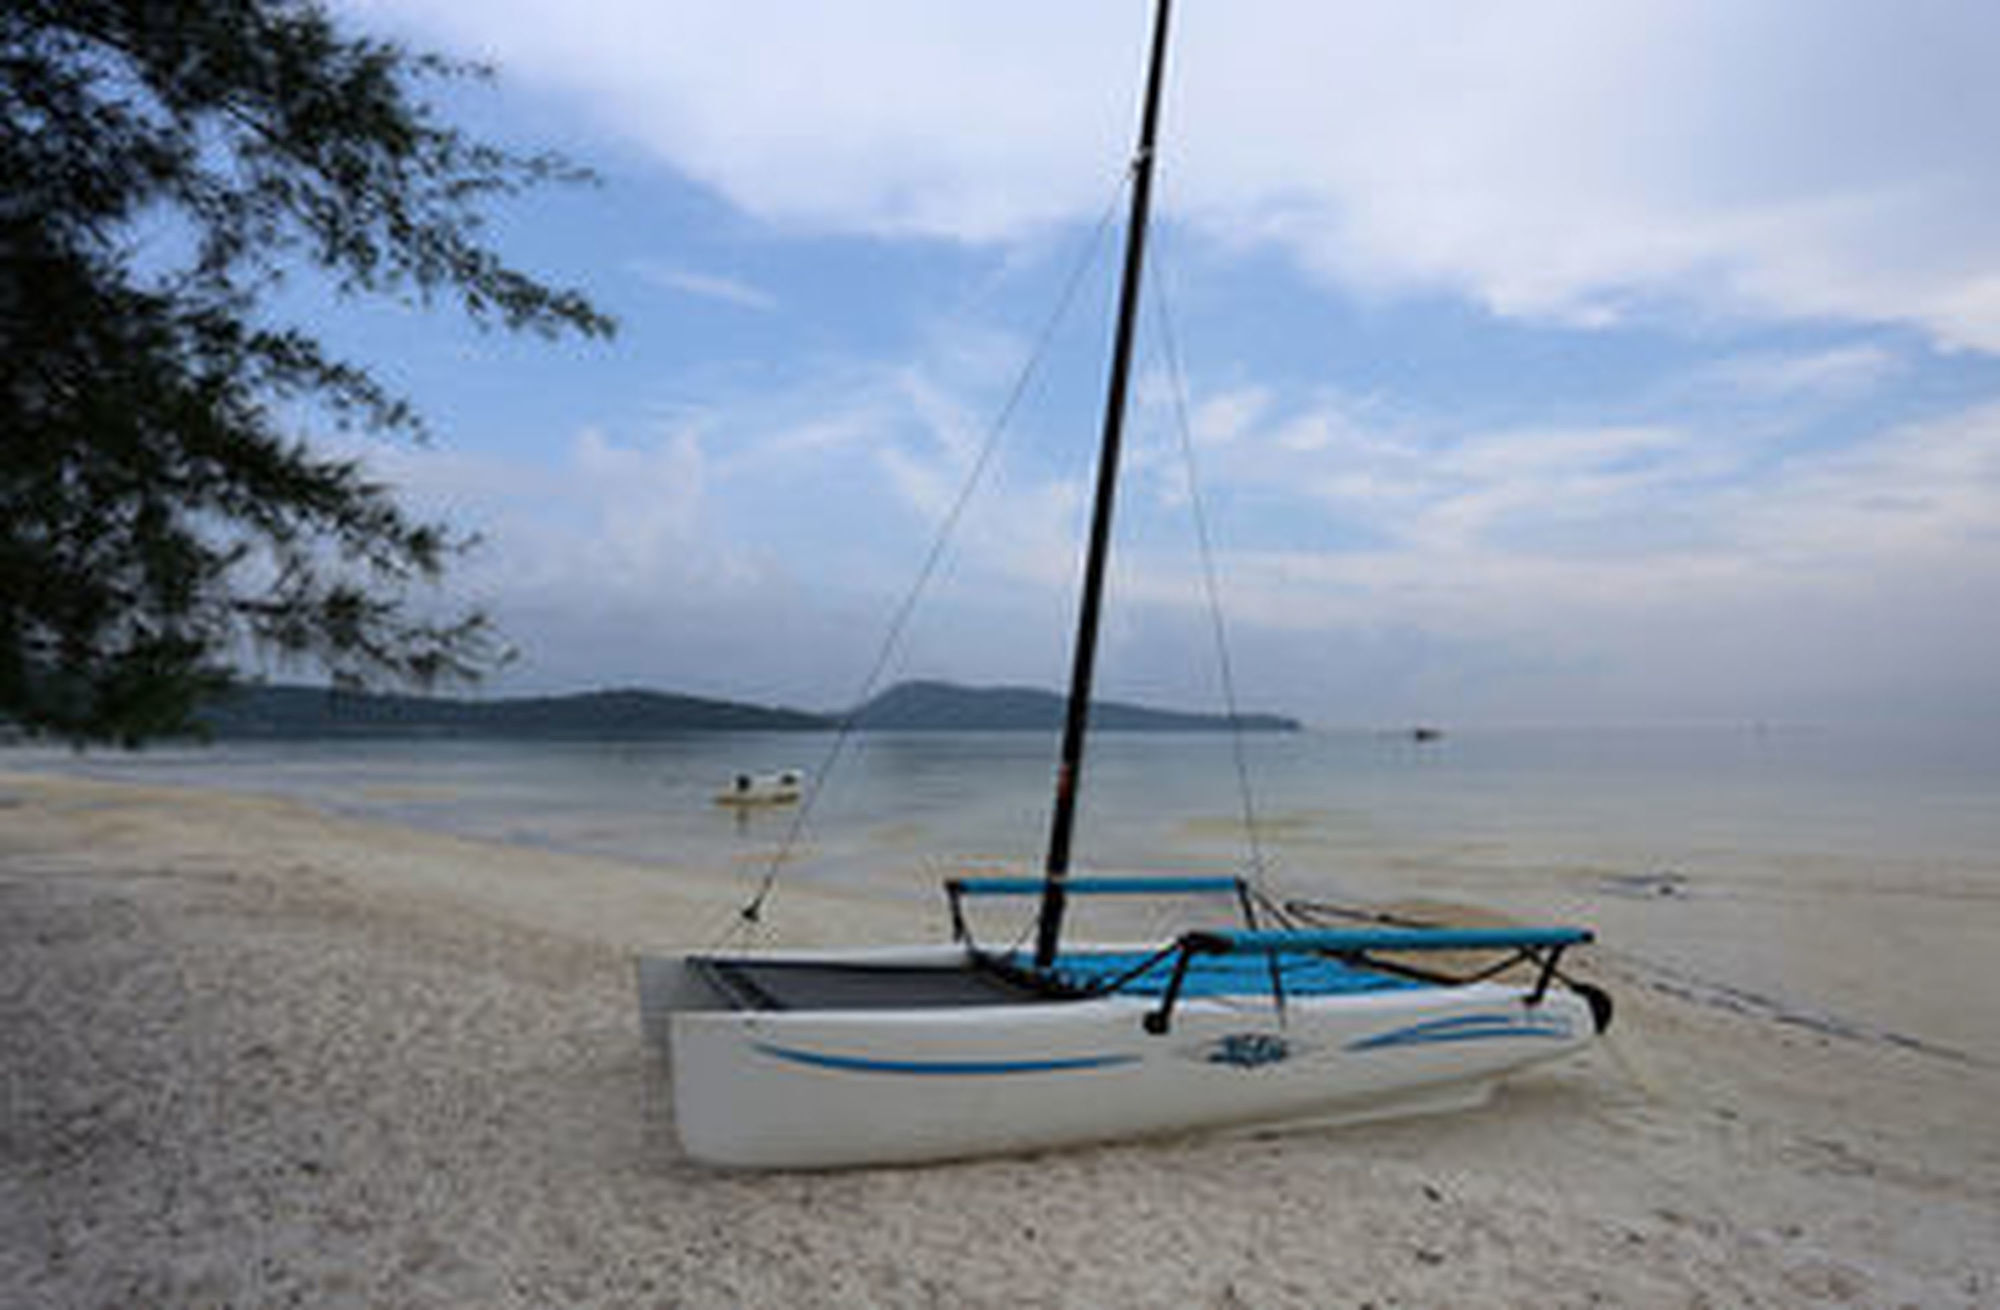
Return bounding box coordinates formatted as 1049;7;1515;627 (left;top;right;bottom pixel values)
4;769;1996;1306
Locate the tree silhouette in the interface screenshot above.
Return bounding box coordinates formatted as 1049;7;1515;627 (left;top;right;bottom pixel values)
2;0;613;743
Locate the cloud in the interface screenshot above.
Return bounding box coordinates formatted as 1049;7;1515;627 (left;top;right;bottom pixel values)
629;260;778;311
320;0;2000;721
1697;345;1904;401
334;333;2000;721
364;0;2000;353
331;340;1101;700
1054;376;2000;720
1733;399;2000;568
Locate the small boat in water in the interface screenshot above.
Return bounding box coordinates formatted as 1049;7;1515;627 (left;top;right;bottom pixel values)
639;0;1609;1170
713;770;803;807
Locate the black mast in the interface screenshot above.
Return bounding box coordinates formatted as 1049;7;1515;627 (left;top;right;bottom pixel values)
1035;0;1175;969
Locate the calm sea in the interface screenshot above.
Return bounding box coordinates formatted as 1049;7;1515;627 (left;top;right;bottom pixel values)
13;722;2000;1058
17;721;1999;869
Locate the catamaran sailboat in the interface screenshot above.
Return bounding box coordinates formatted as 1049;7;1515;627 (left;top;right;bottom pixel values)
637;0;1611;1170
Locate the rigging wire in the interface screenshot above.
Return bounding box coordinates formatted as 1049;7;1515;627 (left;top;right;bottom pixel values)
726;172;1136;939
1146;232;1272;891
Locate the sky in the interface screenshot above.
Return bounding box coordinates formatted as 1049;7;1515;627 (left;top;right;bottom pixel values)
311;0;2000;727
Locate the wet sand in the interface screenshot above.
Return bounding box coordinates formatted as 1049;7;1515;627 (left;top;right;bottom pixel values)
4;769;1996;1306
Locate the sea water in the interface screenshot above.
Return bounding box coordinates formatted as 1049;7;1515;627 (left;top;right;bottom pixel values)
21;721;1997;869
13;722;2000;1060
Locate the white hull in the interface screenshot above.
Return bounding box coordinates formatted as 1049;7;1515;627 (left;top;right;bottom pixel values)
638;944;1597;1169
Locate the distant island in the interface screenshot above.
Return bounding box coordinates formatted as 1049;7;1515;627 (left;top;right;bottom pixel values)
196;685;826;739
193;679;1299;739
846;681;1299;733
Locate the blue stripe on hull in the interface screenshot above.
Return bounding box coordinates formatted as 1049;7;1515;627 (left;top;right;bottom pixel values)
752;1041;1142;1077
1347;1011;1574;1052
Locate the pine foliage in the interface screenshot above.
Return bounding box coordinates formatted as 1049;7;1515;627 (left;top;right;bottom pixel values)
2;0;612;743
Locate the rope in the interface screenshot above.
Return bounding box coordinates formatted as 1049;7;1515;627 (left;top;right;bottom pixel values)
1281;898;1435;930
1146;230;1271;889
727;172;1135;936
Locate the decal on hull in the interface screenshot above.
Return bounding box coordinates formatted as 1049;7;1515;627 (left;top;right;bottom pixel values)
1202;1032;1292;1068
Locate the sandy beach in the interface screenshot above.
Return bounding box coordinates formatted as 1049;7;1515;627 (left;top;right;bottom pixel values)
4;767;1997;1307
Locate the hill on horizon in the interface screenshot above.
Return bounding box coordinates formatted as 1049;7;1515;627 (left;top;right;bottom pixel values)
847;680;1299;733
191;679;1299;739
196;684;828;739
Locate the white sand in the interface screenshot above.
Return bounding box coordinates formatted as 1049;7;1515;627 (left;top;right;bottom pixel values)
4;769;1997;1307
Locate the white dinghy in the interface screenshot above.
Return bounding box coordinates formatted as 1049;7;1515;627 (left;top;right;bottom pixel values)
713;770;803;808
638;0;1610;1170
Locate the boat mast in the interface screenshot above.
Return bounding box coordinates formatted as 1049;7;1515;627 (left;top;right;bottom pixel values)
1036;0;1175;969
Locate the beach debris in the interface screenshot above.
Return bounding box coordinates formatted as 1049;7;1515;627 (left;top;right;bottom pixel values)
1599;870;1691;900
1633;957;1986;1066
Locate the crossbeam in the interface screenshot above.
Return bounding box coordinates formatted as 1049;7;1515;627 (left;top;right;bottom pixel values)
1142;923;1594;1034
951;875;1243;898
1186;925;1592;955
